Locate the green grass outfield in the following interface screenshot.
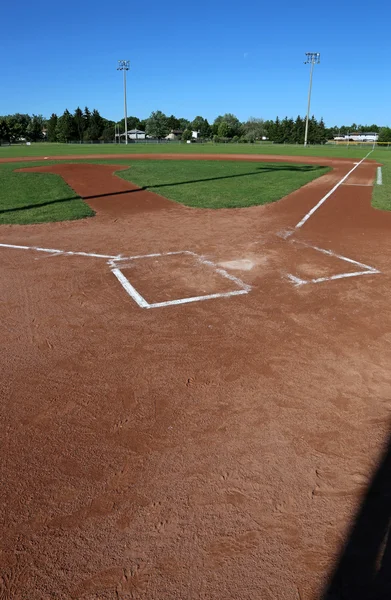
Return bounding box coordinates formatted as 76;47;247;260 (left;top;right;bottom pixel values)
0;159;328;224
1;142;390;223
0;161;94;225
1;141;390;159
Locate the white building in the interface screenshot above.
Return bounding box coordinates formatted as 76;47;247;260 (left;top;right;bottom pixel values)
334;132;378;142
115;129;147;141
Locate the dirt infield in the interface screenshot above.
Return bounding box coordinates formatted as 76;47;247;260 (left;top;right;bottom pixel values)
2;154;391;599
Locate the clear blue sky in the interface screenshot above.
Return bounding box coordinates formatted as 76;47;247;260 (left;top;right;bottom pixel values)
1;0;390;127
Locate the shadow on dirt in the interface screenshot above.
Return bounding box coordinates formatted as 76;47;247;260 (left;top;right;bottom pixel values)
321;432;391;599
1;164;323;214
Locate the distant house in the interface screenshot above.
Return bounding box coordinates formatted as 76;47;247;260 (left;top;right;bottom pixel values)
128;129;146;140
165;130;183;140
115;129;147;141
191;131;200;139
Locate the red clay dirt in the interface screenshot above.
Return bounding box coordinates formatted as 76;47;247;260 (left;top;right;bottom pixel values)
1;154;391;599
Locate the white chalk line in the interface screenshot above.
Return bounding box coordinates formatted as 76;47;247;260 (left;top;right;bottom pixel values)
110;251;251;309
294;150;374;230
0;242;120;260
111;268;150;308
342;183;372;187
286;239;380;286
294;240;379;272
148;290;248;309
377;166;383;185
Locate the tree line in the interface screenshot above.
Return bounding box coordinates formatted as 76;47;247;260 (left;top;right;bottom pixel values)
1;108;390;144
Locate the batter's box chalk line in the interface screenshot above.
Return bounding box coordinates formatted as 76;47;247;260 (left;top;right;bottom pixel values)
285;239;380;287
108;251;251;309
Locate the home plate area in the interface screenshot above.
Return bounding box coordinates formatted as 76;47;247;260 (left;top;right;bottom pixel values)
109;241;380;309
109;251;251;309
0;239;380;310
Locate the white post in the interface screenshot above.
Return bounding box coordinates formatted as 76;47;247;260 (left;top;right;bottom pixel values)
304;60;314;147
303;53;320;147
117;60;130;146
123;69;128;145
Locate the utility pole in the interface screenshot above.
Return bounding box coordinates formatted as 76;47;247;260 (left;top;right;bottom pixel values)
304;52;320;147
117;60;130;145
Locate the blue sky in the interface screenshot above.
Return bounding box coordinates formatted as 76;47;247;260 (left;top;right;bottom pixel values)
1;0;390;126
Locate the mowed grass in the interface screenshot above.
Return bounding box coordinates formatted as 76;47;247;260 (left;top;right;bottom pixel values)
0;141;386;160
371;153;391;211
115;160;330;209
0;162;94;225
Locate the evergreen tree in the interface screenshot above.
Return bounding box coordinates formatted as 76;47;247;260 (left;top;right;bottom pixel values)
85;109;104;140
47;113;58;142
55;109;75;142
74;107;85;142
0;119;10;142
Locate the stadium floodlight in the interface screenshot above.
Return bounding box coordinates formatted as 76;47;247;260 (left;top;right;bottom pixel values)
304;52;320;147
117;60;130;145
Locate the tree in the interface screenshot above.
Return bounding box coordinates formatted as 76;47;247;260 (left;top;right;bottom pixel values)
119;116;140;132
139;119;147;132
293;115;305;144
221;113;242;137
167;115;181;131
84;107;91;129
85;109;104;141
6;113;30;142
182;129;192;141
145;111;169;139
378;127;391;143
55;109;75;142
212;114;242;138
101;122;116;141
26;114;45;142
212;115;224;136
191;116;211;138
74;107;85;142
0;119;10;143
178;118;190;131
217;121;230;138
242;117;267;141
47;113;58;142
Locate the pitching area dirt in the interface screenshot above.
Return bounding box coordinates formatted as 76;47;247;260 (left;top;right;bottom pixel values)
1;154;391;599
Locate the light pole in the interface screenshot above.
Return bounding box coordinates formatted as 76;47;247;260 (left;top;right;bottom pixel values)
117;60;130;145
304;52;320;147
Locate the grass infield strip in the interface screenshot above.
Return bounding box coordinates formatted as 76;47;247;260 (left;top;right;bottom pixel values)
115;160;329;209
0;159;329;224
0;162;94;225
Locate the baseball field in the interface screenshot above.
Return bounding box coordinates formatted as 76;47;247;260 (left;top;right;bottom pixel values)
1;143;391;599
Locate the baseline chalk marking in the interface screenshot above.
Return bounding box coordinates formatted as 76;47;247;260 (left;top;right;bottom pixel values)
286;239;380;287
294;150;374;230
377;166;383;185
0;242;120;260
0;243;251;309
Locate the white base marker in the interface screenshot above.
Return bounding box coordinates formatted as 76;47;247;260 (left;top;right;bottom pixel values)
377;166;383;185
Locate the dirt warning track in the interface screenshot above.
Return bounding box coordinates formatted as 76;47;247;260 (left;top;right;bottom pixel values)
1;153;391;599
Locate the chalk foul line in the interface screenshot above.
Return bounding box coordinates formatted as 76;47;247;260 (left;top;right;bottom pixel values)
294;149;374;230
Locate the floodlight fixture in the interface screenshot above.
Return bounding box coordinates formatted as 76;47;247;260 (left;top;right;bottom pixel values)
304;52;320;146
117;60;130;144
